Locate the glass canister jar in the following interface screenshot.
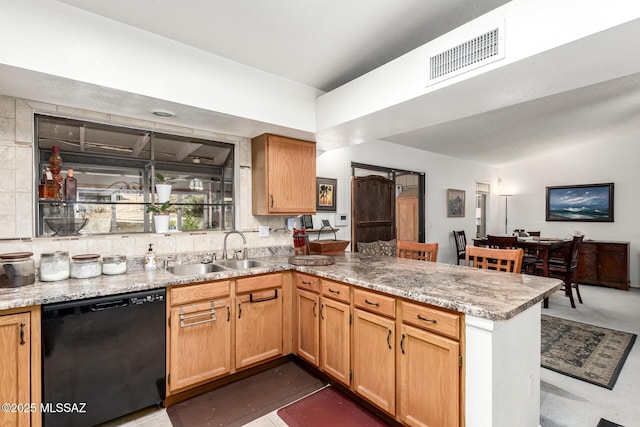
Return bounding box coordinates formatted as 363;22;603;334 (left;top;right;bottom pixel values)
70;254;102;279
102;255;127;275
0;252;36;288
40;251;70;282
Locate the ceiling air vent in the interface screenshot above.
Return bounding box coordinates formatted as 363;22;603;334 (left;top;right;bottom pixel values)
428;21;505;86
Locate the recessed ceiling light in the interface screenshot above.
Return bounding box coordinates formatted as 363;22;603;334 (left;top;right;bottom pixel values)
151;109;175;118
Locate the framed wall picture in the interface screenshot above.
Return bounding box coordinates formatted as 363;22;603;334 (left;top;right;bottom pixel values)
546;183;614;222
447;189;465;217
317;177;337;212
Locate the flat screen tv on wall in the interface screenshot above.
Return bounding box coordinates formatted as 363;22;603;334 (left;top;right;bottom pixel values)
546;183;614;222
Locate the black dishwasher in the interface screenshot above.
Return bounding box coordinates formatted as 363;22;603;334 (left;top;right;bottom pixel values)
42;288;166;427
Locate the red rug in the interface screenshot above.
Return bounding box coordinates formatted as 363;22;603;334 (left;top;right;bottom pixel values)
277;387;388;427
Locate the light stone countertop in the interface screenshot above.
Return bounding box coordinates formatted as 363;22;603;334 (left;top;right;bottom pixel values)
0;253;562;320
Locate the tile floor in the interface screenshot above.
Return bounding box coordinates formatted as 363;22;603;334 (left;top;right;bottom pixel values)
102;285;640;427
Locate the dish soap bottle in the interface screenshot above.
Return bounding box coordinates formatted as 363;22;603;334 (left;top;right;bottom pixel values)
144;244;157;270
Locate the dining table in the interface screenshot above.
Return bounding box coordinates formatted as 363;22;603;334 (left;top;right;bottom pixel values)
473;237;572;277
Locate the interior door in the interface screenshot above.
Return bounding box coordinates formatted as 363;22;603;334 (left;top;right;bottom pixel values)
351;175;395;250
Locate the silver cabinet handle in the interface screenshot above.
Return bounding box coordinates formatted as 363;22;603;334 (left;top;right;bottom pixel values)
180;303;216;328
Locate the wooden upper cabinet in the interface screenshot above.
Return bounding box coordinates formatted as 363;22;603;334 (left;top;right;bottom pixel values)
251;133;316;215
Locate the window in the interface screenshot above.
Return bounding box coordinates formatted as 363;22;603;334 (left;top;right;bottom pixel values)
35;114;235;236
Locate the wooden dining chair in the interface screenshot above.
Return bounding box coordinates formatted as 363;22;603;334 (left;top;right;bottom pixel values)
536;235;584;308
452;230;466;265
486;235;518;249
465;245;523;273
487;234;538;274
397;241;438;262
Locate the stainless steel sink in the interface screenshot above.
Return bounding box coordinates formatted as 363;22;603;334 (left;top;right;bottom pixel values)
216;259;268;270
167;263;228;276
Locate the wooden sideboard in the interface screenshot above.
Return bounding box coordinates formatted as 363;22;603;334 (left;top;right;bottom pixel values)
577;240;630;290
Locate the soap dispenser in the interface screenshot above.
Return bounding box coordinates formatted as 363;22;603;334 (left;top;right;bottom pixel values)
144;244;157;270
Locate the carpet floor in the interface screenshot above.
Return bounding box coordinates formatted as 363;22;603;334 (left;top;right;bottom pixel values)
541;315;637;389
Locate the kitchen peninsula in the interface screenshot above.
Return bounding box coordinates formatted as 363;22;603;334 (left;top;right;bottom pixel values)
0;252;561;427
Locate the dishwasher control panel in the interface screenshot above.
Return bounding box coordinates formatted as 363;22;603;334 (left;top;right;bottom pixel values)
130;293;164;305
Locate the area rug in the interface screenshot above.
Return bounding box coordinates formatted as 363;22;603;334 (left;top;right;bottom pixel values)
541;315;636;389
167;361;326;427
277;386;388;427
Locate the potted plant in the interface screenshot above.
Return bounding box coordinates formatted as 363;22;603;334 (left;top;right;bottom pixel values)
154;172;173;203
147;201;172;233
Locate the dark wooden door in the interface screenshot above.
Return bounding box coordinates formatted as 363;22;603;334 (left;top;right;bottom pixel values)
351;175;395;251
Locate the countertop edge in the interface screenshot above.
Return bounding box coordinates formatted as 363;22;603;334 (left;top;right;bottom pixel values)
0;258;563;321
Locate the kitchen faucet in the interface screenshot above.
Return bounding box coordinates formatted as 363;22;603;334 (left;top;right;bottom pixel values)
222;230;247;259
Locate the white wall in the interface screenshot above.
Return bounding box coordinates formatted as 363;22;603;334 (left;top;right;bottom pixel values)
0;1;321;132
316;140;498;263
498;133;640;288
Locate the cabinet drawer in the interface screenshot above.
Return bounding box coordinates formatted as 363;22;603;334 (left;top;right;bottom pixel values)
171;280;230;306
236;273;282;294
296;273;320;293
353;288;395;318
401;301;461;340
321;280;351;303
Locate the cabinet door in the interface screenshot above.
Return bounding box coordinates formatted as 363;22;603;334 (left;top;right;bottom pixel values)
597;246;628;287
267;136;316;213
577;242;598;283
396;196;418;241
0;312;31;427
320;297;350;386
236;288;283;369
295;288;320;366
399;324;460;427
352;309;395;414
168;299;231;393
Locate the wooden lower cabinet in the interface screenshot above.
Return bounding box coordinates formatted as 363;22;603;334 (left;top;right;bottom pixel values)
399;324;460;427
168;299;232;393
0;307;41;427
320;297;350;386
295;288;320;366
352;308;396;415
236;275;283;369
577;241;630;290
167;281;232;394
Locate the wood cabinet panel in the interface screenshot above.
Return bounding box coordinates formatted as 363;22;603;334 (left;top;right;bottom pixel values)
236;273;282;294
399;324;460;427
171;280;230;306
0;307;40;427
251;133;316;215
352;308;395;414
236;288;283;369
396;195;418;242
577;241;629;290
295;288;319;366
168;299;231;393
401;301;461;340
320;297;350;386
321;279;350;304
353;288;396;318
296;273;321;293
0;312;31;427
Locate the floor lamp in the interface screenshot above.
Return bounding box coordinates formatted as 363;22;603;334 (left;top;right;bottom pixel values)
502;194;513;235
